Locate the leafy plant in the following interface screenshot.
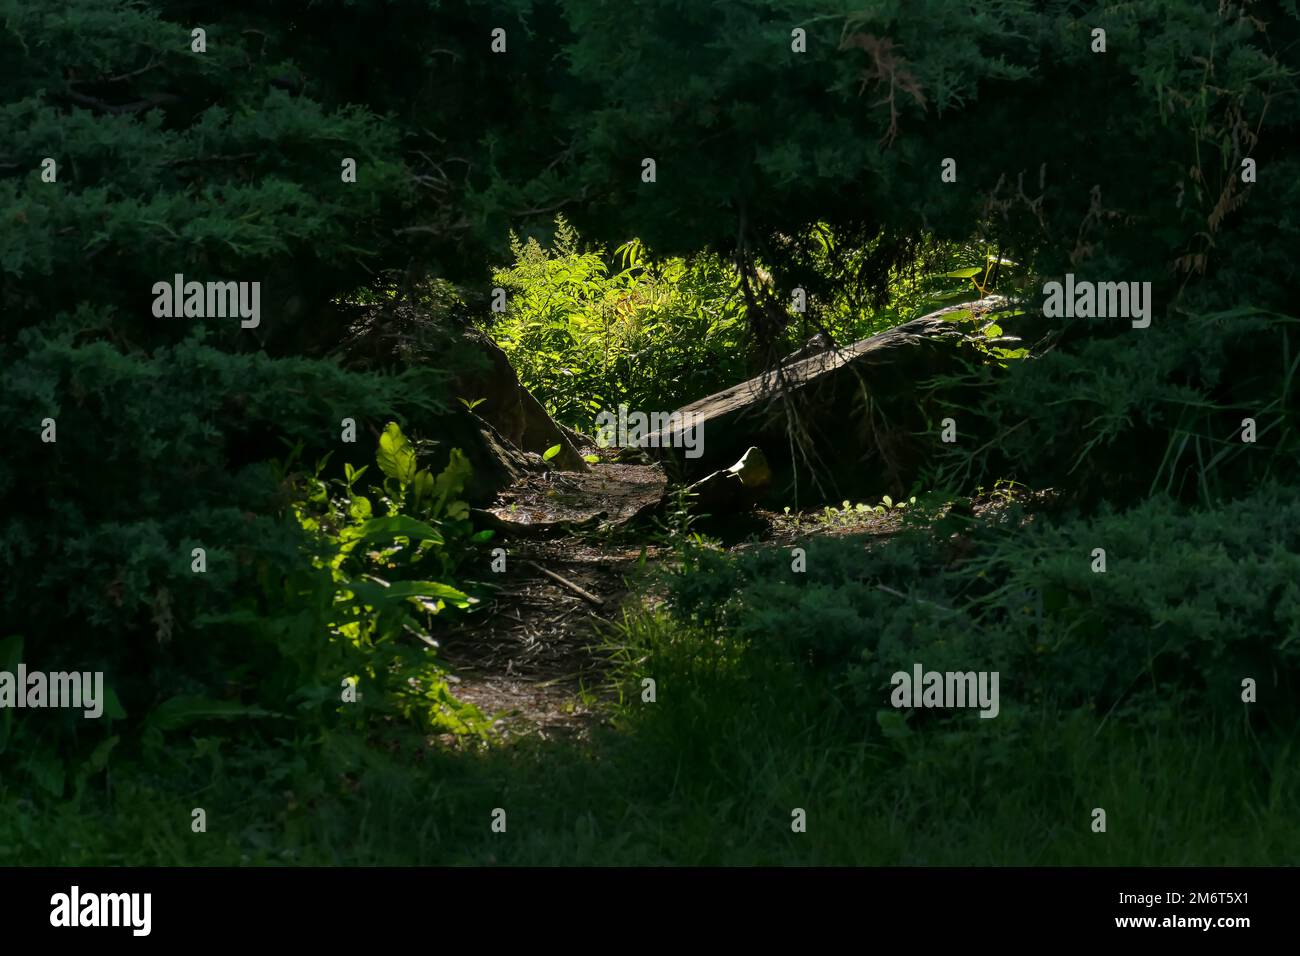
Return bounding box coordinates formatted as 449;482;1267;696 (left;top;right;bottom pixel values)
285;421;489;735
669;482;1300;731
489;216;750;430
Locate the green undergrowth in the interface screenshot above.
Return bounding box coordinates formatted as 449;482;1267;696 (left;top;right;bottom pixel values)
5;483;1296;865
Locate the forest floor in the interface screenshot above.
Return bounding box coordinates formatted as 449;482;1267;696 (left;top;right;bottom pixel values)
438;534;657;742
440;448;924;740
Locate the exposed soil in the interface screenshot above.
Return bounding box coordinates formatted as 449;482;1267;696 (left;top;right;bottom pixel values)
438;532;664;742
442;445;1048;741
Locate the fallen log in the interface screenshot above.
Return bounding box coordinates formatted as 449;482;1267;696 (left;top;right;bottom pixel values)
640;297;1012;505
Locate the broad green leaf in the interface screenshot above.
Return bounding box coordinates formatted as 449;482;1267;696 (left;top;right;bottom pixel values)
431;448;472;514
376;422;418;485
345;515;444;550
412;469;434;504
101;684;128;720
347;578;474;611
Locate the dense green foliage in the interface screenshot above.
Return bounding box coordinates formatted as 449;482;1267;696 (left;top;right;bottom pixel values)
4;591;1296;864
0;0;496;787
489;218;749;428
490;217;1021;430
670;488;1299;729
3;0;1298;864
277;421;490;736
477;0;1299;498
482;2;1298;317
930;306;1300;505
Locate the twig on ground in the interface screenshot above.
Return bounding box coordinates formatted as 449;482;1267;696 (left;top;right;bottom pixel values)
526;561;605;607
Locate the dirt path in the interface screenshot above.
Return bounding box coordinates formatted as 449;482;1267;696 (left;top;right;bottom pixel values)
439;533;664;741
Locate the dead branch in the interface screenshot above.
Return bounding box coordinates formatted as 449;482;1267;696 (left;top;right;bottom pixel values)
526;561;606;607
